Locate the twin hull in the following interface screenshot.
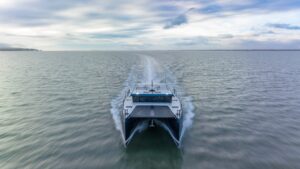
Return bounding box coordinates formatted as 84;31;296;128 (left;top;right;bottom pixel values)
122;105;183;146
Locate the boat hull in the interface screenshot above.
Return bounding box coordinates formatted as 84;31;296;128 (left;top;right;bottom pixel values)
123;116;182;146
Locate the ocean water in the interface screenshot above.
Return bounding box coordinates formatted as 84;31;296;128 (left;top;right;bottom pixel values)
0;51;300;169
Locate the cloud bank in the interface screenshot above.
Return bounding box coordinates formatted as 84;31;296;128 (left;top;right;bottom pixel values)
0;0;300;50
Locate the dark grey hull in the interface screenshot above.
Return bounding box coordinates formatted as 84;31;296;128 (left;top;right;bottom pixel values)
122;116;182;147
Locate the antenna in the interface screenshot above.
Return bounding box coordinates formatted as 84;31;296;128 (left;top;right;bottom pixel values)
150;80;155;93
151;80;153;88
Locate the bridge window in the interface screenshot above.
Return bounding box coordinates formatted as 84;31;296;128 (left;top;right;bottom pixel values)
132;96;172;103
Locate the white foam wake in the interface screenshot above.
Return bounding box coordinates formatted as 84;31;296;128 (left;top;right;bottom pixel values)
180;96;195;141
110;66;137;143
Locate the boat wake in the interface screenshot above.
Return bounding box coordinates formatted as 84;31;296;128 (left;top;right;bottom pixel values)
110;66;138;143
162;59;195;142
110;55;194;146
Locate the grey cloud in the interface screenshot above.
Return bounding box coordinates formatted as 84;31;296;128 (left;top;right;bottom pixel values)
164;14;188;29
172;36;216;47
268;23;300;30
163;8;194;29
0;0;90;26
218;34;234;39
236;39;300;49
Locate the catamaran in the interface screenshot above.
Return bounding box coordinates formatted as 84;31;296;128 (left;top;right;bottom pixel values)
121;82;183;146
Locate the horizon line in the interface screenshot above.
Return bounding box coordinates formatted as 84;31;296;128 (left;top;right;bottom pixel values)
2;48;300;52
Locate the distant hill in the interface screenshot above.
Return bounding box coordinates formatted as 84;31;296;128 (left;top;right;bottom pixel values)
0;48;39;51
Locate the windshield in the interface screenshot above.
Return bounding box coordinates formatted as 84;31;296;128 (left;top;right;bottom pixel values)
132;95;172;103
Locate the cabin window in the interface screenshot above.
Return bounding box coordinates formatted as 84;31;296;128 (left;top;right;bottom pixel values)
132;96;172;103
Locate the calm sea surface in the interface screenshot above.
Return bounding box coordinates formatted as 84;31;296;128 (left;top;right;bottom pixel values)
0;51;300;169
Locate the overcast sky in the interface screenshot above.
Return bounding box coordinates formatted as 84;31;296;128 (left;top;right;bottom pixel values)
0;0;300;50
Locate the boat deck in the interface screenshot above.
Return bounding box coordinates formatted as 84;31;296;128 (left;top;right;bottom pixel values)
129;105;176;118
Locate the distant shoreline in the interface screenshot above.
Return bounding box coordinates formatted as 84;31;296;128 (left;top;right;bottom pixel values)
0;48;39;51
